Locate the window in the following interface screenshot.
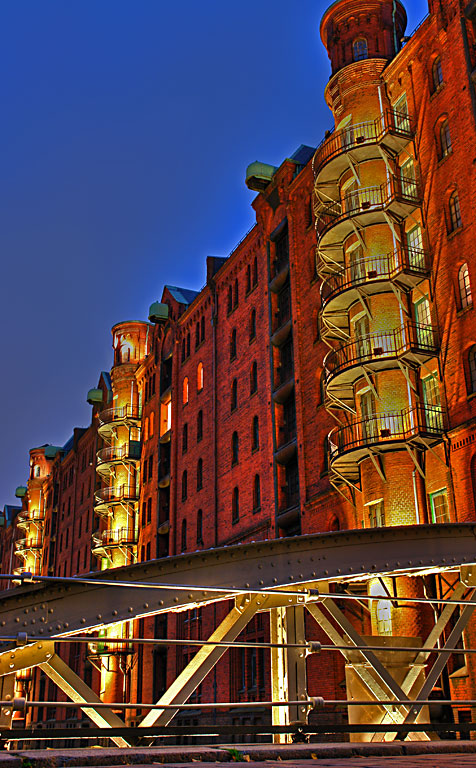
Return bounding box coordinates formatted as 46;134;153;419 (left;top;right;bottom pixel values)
181;519;187;552
197;362;204;391
149;411;154;437
232;432;239;466
197;410;203;442
250;361;258;395
406;225;424;268
249;309;256;342
440;119;452;158
196;458;203;491
432;56;443;91
393;93;409;131
415;297;434;347
252;416;259;452
376;600;392;635
195;321;200;349
183;377;189;405
34;465;41;478
429;489;450;523
201;315;205;342
233;278;239;308
196;509;203;545
253;474;261;511
252;256;258;287
186;333;190;358
230;329;237;360
181;470;188;501
458;264;472;309
449;192;462;232
141;502;146;527
148;455;153;481
400;158;416;198
181;338;186;363
368;500;385;528
353;38;368;61
182;423;188;453
232;487;239;524
227;285;233;314
246;264;251;294
147;497;152;524
231;379;238;412
468;346;476;394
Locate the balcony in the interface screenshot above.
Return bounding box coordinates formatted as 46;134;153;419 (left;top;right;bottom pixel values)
329;405;445;482
98;404;142;436
316;178;422;249
16;509;46;530
15;536;43;555
96;442;141;475
92;527;138;556
269;256;289;293
314;110;414;190
94;485;139;513
277;489;300;530
273;364;295;403
13;566;41;578
88;639;135;657
320;247;430;332
324;323;439;401
274;425;297;464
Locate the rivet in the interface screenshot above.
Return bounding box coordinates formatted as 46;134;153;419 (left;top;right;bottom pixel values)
38;644;42;650
8;664;14;669
14;618;19;624
173;598;179;603
24;609;29;615
159;601;164;606
112;610;118;616
81;618;86;624
48;608;54;614
38;629;44;634
48;626;53;631
0;622;5;627
10;654;15;659
97;614;102;620
23;622;27;627
31;619;35;625
128;607;134;612
259;580;264;586
64;623;69;629
143;603;149;609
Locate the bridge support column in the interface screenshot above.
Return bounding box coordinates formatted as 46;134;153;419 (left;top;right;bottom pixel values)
270;605;308;744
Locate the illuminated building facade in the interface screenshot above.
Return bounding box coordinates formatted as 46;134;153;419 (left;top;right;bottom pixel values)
3;0;476;736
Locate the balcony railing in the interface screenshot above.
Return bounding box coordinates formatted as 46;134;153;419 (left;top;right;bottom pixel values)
325;323;439;380
15;536;43;552
329;405;445;461
313;109;413;178
98;404;142;427
320;247;429;308
93;527;138;547
16;509;46;528
316;178;421;240
96;442;141;465
13;566;41;577
88;640;135;656
94;485;139;504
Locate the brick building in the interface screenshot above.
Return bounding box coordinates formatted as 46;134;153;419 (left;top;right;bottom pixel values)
3;0;476;737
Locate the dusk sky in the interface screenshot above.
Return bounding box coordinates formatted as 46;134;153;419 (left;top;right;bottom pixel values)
0;0;429;504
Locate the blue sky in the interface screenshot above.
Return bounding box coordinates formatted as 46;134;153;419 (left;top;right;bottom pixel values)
0;0;429;503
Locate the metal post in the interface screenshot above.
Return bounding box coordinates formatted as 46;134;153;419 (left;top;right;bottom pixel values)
270;605;308;744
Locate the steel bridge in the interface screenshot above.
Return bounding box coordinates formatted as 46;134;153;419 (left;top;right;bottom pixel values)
0;523;474;747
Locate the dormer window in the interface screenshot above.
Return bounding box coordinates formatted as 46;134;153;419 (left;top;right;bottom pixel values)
353;38;368;62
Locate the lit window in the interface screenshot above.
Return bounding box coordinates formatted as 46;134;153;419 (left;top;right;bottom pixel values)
353;38;368;61
429;489;450;523
368;500;385;528
376;600;392;635
440;119;452;158
149;411;154;437
160;396;171;436
467;346;476;394
144;416;149;442
183;377;189;405
34;465;41;478
197;362;204;392
458;263;472;309
449;192;462;233
432;56;443;91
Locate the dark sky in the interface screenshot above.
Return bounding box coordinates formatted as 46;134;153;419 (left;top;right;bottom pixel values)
0;0;429;504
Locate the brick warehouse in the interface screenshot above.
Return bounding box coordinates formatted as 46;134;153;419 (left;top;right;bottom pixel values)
3;0;476;742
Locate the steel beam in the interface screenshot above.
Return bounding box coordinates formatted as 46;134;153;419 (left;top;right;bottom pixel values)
270;605;308;744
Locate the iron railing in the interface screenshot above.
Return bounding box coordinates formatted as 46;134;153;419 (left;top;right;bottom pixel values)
329;404;445;460
316;177;421;239
324;322;439;380
15;537;43;551
98;404;142;427
93;527;138;547
320;246;429;307
94;486;139;504
313;109;413;177
96;443;141;465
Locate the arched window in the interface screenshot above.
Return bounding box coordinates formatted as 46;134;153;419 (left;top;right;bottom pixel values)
449;192;462;232
227;285;233;314
196;509;203;545
353;38;368;61
329;515;340;531
468;346;476;394
459;263;472;309
253;474;261;511
249;309;256;342
233;278;239;308
232;487;239;524
183;377;189;405
230;328;237;360
144;416;149;442
231;431;239;466
252;415;259;452
181;519;187;552
195;321;200;349
197;409;203;442
432;56;443;91
201;315;205;342
181;470;188;501
252;256;258;287
440;119;452;158
231;379;238;411
182;423;188;454
197;362;204;391
250;361;258;395
196;458;203;491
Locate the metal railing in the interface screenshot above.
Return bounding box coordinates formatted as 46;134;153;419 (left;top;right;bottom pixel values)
320;246;429;307
316;177;421;239
98;404;142;427
313;109;413;177
93;527;138;547
324;322;439;380
329;405;445;460
15;537;43;551
96;443;141;465
94;485;139;504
